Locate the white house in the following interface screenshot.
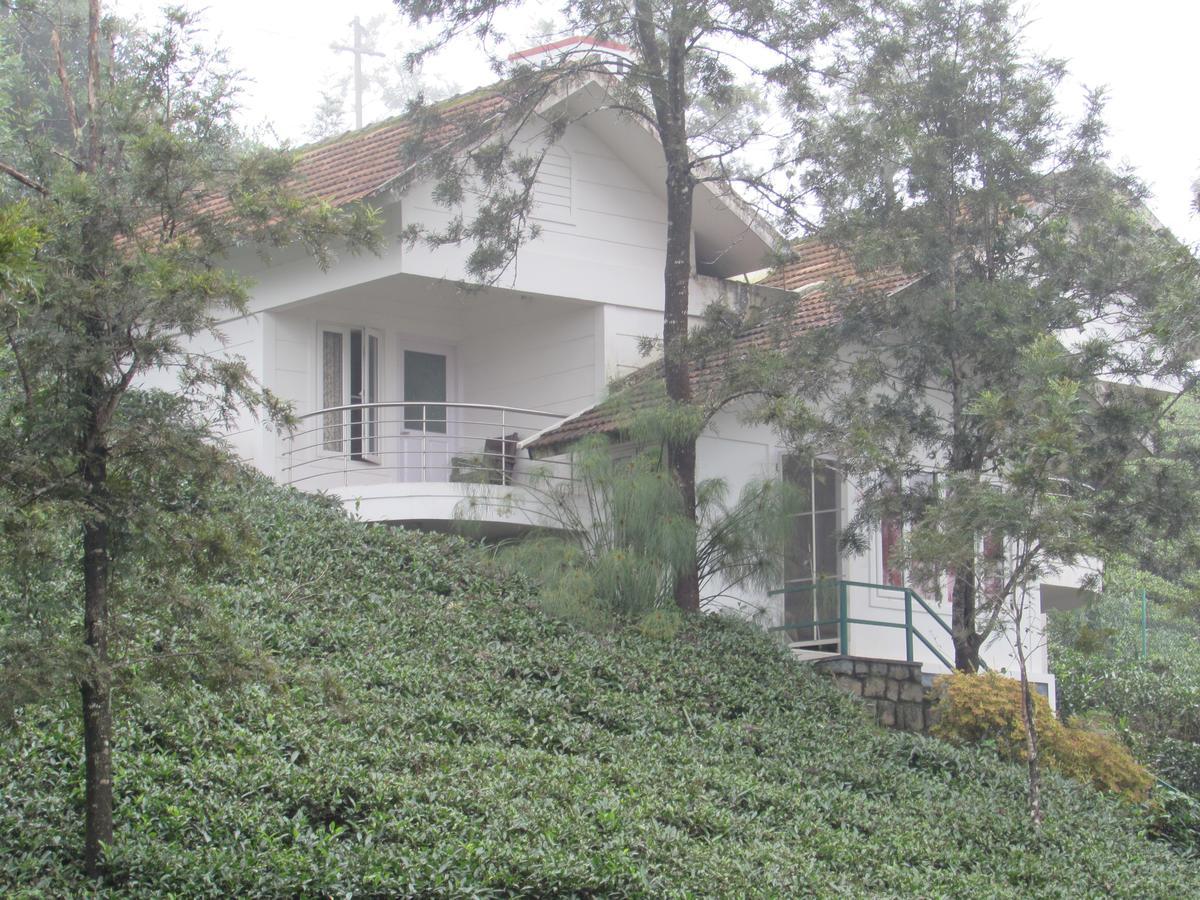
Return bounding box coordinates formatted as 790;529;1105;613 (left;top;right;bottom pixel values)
180;67;1085;697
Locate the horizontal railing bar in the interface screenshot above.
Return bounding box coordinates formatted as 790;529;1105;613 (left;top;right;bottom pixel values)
282;469;576;488
768;618;842;631
283;428;553;446
770;618;911;633
279;444;573;465
291;401;563;421
770;578;916;596
281;459;574;476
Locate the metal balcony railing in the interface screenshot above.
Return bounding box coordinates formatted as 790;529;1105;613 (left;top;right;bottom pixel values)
768;578;984;671
281;401;570;490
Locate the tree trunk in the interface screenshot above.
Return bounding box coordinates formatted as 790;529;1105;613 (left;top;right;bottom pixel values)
1014;612;1044;827
80;444;113;877
951;561;982;671
632;0;700;612
663;155;699;612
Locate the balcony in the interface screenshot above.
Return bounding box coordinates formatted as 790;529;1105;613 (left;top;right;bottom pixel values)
280;401;571;530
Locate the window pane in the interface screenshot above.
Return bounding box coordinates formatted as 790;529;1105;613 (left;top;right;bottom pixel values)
815;510;838;577
404;351;447;433
785;514;813;584
321;330;343;451
366;334;379;453
882;517;903;587
349;330;364;457
784;588;814;643
813;460;838;511
815;580;839;641
782;455;812;507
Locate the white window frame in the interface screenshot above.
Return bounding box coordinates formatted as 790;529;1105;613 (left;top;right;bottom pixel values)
317;322;383;463
779;453;844;649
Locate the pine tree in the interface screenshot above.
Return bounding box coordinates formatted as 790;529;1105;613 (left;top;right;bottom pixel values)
762;0;1200;671
0;1;378;875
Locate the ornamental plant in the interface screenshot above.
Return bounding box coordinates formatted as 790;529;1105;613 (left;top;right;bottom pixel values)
932;672;1154;803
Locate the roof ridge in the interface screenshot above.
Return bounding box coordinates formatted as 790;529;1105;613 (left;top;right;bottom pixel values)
290;81;509;156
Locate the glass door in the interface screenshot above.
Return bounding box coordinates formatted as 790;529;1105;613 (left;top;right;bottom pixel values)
319;325;380;461
397;346;452;481
783;456;842;651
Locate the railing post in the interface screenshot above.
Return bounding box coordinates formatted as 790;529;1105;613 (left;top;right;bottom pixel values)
421;403;427;483
838;580;849;655
500;408;508;486
904;589;914;663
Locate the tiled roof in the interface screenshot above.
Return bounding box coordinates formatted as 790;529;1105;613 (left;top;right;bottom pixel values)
286;90;511;207
757;239;917;296
182;88;511;227
525;241;920;451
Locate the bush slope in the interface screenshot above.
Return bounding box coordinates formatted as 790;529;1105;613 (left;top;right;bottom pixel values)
2;474;1197;897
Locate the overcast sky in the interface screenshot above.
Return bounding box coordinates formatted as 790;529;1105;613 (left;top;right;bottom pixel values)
115;0;1199;245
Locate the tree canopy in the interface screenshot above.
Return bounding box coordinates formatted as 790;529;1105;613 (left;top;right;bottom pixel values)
746;0;1200;669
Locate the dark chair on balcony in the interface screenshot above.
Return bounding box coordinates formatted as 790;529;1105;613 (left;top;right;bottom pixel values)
450;432;520;486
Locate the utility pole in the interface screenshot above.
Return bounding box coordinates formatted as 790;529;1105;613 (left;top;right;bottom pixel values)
332;17;384;130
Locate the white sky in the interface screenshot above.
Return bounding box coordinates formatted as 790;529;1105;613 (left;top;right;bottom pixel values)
114;0;1199;245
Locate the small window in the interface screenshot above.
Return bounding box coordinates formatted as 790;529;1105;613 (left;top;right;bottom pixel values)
881;472;956;600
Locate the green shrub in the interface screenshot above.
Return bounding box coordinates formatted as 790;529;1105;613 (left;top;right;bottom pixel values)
932;672;1154;802
1050;583;1200;812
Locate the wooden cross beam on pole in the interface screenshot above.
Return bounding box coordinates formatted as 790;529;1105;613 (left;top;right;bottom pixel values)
332;17;385;130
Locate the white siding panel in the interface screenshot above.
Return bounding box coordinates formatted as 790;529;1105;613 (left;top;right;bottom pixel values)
458;305;597;416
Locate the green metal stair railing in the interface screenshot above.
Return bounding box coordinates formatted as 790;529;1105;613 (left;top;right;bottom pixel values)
767;578;985;672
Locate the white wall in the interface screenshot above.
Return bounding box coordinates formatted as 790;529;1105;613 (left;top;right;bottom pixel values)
458;305;598;416
376;120;673;312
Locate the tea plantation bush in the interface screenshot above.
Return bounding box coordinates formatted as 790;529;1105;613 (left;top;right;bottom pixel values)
2;472;1198;896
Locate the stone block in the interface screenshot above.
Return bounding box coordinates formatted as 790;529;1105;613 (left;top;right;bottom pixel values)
816;657;855;676
870;662;890;676
863;676;888;699
877;702;896;727
833;675;863;696
854;660;873;675
898;702;925;732
900;681;926;703
886;680;901;701
890;664;915;680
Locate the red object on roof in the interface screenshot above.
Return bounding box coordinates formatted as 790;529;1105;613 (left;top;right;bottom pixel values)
507;36;632;62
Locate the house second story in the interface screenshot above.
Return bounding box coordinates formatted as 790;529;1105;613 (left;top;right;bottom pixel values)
162;69;776;522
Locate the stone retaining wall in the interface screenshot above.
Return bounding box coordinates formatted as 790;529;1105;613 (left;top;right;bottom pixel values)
811;655;931;732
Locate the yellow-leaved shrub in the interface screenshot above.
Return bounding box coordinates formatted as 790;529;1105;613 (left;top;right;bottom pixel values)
932;672;1153;802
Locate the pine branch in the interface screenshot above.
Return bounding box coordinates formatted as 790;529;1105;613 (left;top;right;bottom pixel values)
0;160;49;196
